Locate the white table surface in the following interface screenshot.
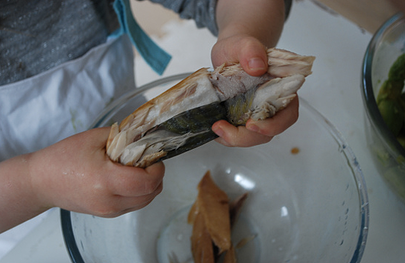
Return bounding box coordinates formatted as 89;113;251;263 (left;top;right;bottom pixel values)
2;1;405;262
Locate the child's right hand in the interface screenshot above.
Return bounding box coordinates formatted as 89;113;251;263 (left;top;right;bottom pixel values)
0;127;165;232
30;127;165;217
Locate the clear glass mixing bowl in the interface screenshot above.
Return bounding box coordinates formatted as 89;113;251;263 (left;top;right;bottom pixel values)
61;73;369;263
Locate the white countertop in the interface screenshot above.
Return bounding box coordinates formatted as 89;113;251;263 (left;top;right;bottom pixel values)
2;1;405;262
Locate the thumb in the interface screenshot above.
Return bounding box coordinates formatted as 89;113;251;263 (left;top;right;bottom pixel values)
238;40;268;76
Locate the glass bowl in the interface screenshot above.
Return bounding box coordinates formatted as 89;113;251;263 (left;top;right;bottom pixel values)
361;13;405;202
61;73;369;263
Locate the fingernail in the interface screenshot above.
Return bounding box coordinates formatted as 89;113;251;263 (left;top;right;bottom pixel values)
247;124;259;132
248;57;266;71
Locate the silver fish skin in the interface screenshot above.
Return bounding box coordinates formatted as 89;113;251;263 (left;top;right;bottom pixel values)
106;48;315;167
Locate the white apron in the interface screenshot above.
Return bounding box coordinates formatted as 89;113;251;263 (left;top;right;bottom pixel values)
0;34;135;161
0;0;171;258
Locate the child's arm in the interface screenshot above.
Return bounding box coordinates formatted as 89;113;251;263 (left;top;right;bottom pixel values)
0;128;165;233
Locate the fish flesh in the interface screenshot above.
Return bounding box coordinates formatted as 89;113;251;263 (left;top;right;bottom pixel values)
188;171;231;255
106;48;315;167
188;171;249;263
189;171;231;262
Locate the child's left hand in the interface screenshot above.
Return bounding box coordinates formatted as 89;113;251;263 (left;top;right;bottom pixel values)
210;35;299;147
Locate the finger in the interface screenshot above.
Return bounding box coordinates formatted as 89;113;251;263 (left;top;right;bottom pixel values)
211;36;268;76
246;96;299;136
107;161;165;197
96;182;163;218
212;120;272;147
115;181;164;216
212;96;299;147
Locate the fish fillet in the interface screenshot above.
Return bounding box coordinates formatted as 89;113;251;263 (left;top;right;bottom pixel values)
106;48;315;167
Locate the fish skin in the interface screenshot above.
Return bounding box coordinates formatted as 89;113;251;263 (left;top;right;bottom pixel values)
106;69;218;163
106;48;315;167
120;103;225;166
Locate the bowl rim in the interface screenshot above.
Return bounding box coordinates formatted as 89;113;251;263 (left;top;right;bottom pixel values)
361;12;405;164
61;74;369;263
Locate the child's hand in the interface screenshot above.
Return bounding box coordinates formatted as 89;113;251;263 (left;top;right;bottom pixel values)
210;0;298;147
212;94;299;147
30;127;165;217
210;34;299;147
211;0;298;147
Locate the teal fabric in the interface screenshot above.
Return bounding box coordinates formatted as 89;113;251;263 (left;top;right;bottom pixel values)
114;0;172;75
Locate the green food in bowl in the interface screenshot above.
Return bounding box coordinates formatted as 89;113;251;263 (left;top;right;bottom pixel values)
377;53;405;138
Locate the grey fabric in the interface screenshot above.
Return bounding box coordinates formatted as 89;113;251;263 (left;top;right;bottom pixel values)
145;0;218;35
0;0;119;86
0;0;220;85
